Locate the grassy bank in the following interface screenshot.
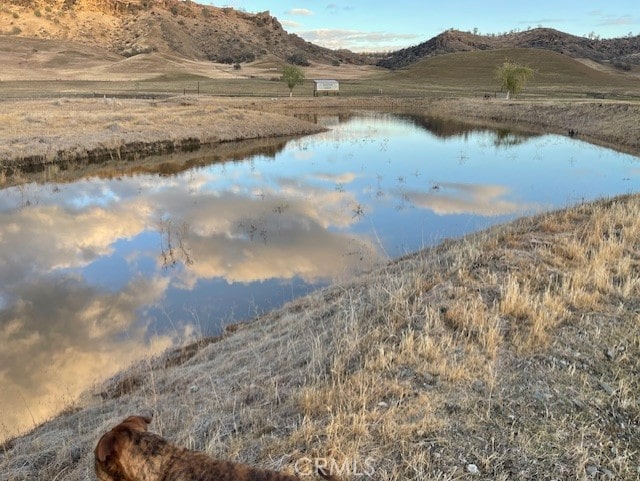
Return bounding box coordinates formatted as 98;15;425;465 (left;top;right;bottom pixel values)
0;96;326;172
1;193;638;480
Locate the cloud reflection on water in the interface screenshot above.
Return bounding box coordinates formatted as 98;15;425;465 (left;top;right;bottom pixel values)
404;182;540;216
0;161;379;439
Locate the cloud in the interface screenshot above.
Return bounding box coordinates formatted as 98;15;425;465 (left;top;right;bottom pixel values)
402;182;539;217
152;179;381;286
287;8;314;16
588;10;636;27
0;275;173;439
597;15;635;26
517;18;565;27
281;19;302;29
326;3;354;14
297;28;421;51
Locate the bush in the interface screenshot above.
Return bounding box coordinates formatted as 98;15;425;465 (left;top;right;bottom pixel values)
613;61;632;71
287;53;310;66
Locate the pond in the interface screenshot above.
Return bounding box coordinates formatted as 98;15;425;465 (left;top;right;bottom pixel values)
0;113;638;440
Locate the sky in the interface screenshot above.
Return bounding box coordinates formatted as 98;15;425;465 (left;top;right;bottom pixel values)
201;1;640;52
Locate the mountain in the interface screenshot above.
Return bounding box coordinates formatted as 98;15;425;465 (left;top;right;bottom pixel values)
377;28;640;70
0;0;369;65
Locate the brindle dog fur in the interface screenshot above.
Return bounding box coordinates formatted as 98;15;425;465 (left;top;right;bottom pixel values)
95;415;337;481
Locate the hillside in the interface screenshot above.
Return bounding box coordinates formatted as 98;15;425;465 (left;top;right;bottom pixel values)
382;48;640;97
378;28;640;69
0;0;369;65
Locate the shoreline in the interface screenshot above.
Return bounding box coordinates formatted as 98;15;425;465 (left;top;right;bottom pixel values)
1;96;639;177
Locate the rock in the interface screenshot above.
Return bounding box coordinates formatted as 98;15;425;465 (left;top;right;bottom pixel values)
467;464;480;475
585;465;598;477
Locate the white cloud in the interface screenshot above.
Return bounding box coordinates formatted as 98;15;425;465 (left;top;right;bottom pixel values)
403;182;538;217
297;28;421;52
597;15;635;26
281;19;302;29
287;8;314;16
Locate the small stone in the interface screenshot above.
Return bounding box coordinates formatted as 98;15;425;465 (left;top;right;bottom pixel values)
467;464;480;475
585;465;598;477
377;401;389;408
190;385;199;393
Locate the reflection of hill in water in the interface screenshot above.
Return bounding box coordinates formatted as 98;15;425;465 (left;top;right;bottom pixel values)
295;112;538;148
1;136;291;187
398;115;538;146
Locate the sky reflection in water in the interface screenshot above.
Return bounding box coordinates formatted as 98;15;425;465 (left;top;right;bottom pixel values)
0;113;638;439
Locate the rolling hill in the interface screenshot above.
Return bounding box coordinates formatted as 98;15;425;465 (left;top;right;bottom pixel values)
377;28;640;70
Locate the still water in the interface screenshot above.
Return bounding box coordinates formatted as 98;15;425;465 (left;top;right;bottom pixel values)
1;113;638;439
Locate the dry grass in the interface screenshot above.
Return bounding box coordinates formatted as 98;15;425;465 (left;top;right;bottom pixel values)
0;96;325;172
1;193;638;480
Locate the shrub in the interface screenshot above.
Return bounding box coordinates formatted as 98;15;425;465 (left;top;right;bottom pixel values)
613;60;632;71
287;53;310;66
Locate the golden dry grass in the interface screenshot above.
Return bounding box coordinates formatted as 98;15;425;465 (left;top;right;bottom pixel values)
1;194;638;480
0;96;325;172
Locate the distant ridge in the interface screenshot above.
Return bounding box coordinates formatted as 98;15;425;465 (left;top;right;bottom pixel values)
377;28;640;69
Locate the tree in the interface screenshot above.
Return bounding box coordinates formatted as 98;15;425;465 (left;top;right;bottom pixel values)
495;60;534;99
281;64;305;97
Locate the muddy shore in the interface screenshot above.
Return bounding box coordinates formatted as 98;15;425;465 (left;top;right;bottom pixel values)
1;96;639;176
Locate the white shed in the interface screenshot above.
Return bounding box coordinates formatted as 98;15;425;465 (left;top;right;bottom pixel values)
313;79;339;96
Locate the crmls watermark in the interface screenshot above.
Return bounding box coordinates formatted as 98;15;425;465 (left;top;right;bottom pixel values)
294;457;376;478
